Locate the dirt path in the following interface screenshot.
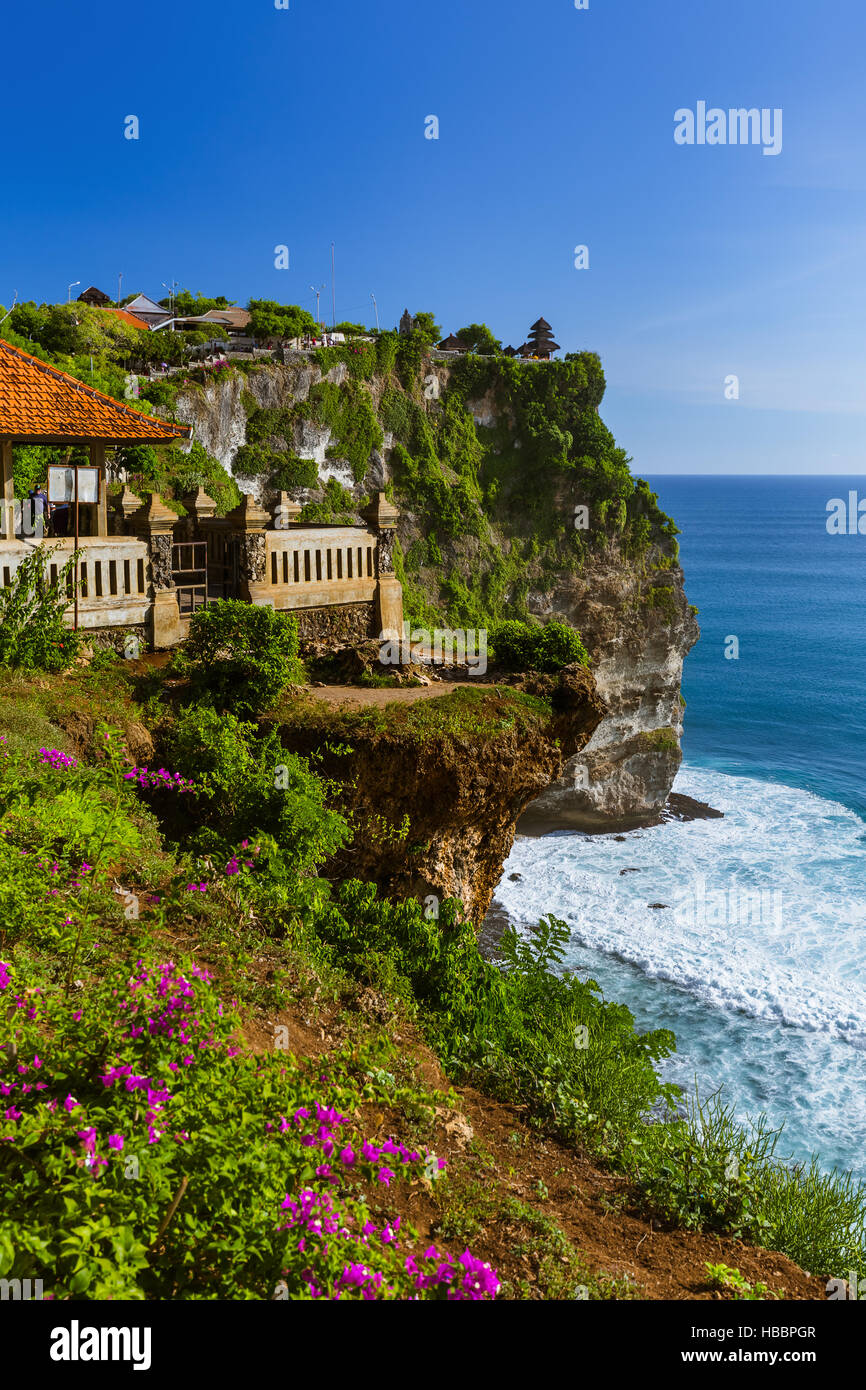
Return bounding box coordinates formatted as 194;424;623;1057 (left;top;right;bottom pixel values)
303;681;480;708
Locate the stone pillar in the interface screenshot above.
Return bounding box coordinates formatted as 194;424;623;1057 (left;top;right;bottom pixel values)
226;493;271;605
134;493;181;648
364;491;403;640
111;485;143;535
90;442;108;538
274;491;301;530
180;486;217;542
1;440;14;540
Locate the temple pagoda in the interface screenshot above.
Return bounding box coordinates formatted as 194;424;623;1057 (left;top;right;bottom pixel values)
520;318;560;360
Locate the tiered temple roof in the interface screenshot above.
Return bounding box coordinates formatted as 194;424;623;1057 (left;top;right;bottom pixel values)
521;318;560;360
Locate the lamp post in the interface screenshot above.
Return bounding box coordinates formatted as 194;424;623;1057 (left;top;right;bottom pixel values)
161;280;178;317
67;281;80;303
310;283;325;330
117;272;123;308
370;293;379;333
331;242;336;329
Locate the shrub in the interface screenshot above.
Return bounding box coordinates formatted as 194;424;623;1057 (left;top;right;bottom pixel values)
317;893;677;1143
0;547;82;672
0;952;499;1300
272;455;319;491
183;600;303;717
488;620;588;673
160;705;349;882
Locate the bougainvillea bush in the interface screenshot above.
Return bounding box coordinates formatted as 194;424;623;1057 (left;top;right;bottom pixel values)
0;728;499;1300
0;952;498;1301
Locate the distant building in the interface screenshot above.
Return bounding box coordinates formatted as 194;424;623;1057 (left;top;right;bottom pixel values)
100;308;152;332
200;307;251;336
437;334;469;354
502;345;519;357
123;294;174;330
173;307;251;340
520;318;560;360
77;286;112;307
399;309;415;336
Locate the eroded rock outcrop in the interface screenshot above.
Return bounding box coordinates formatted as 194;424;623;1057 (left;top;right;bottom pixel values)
274;671;605;925
520;554;699;832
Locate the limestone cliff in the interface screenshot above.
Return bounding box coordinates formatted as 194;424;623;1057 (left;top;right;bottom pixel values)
518;552;698;832
165;345;697;832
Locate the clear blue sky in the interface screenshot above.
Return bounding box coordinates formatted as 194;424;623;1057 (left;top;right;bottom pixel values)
2;0;865;473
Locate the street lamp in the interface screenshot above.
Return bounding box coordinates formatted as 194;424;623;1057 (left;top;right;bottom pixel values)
161;280;179;315
310;284;326;330
67;281;80;302
331;242;336;329
370;293;379;333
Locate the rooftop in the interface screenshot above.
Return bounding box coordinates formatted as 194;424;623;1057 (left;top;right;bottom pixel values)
0;337;192;443
100;308;152;332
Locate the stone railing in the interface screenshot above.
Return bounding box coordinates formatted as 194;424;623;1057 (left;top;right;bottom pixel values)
0;535;151;633
263;525;378;609
0;489;405;652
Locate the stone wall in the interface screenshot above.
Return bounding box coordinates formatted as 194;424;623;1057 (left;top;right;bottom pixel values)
88;623;149;655
296;602;376;652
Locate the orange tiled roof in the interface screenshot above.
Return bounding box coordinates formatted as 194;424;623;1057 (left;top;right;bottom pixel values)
100;307;152;332
0;337;191;443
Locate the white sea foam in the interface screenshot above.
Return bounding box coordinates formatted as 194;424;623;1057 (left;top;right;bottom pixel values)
494;767;866;1175
497;766;866;1041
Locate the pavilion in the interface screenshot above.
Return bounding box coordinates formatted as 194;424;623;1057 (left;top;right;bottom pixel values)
0;337;404;654
0;335;189;538
0;336;190;643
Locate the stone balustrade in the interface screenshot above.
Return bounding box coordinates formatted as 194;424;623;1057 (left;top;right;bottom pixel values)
0;488;405;652
0;535;151;632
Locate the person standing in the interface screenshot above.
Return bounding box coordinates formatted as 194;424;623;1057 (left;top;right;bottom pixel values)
27;483;49;539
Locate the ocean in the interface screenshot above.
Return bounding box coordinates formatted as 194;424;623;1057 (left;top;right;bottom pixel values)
495;476;866;1180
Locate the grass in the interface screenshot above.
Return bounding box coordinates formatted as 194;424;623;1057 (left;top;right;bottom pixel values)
275;685;554;744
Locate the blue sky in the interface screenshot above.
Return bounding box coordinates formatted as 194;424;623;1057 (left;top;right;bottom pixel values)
2;0;865;473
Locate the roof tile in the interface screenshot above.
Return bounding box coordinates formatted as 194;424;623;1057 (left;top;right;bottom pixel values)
0;337;191;443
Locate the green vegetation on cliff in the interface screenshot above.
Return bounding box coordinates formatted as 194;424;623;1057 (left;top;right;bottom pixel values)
1;620;863;1298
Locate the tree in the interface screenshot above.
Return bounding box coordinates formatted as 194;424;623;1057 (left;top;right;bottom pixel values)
8;301;50;344
170;290;233;317
247;301;317;343
457;323;501;356
410;311;442;347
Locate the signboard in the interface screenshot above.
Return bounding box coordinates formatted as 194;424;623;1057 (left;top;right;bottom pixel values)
48;466;100;505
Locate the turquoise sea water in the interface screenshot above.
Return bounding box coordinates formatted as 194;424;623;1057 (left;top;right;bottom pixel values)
496;477;866;1180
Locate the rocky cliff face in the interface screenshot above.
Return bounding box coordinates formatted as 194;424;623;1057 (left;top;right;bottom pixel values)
274;673;605;926
169;353;697;834
171;356;348;491
519;553;699;832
